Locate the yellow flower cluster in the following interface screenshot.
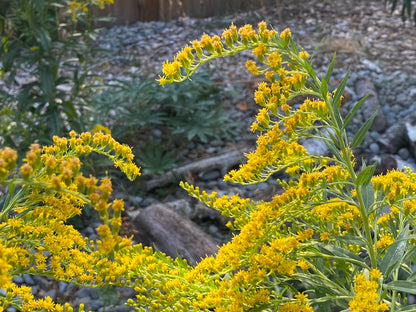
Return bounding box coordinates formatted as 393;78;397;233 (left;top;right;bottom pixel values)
68;0;114;21
179;181;317;310
0;130;141;311
311;198;360;232
158;21;279;86
372;169;416;204
0;147;17;181
349;271;388;312
0;243;13;289
278;293;313;312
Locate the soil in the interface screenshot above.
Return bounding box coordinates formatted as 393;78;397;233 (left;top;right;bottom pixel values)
269;0;416;76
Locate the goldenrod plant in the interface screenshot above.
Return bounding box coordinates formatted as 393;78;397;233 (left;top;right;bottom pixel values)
158;22;416;311
68;0;114;21
0;131;140;311
2;21;416;312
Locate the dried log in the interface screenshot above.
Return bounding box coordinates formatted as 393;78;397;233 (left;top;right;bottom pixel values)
141;141;253;191
132;203;218;264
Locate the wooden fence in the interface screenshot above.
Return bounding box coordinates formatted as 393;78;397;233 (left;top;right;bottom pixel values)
95;0;279;25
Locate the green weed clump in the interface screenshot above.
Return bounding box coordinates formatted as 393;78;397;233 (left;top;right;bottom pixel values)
92;70;233;174
3;21;416;312
0;0;113;151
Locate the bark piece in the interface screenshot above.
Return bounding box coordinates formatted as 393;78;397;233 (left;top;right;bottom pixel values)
141;142;252;191
132;203;218;264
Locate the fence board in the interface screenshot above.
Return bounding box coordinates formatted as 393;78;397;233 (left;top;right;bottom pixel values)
95;0;278;25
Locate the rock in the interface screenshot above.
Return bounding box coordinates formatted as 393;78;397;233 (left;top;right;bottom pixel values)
369;142;380;154
199;169;221;181
22;274;36;286
377;123;407;154
355;76;386;132
133;203;219;264
90;299;105;311
374;155;398;175
301;137;329;156
74;287;99;300
394;155;416;172
404;112;416;159
398;148;410;161
361;59;382;74
44;289;58;301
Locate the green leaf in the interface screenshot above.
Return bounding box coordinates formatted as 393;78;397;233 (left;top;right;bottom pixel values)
361;181;375;214
325;52;336;82
39;65;56;101
295;273;342;296
385;281;416;295
333;235;368;246
397;304;416;311
320;77;328;97
324;140;343;163
303;61;317;82
289;37;298;55
343;93;370;130
351;107;379;149
380;223;409;278
332;69;349;109
356;163;377;186
34;28;52;52
319;244;367;267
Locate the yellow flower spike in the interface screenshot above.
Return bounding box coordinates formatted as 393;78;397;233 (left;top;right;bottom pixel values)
20;163;33;180
212;35;223;54
199;33;215;54
369;269;382;281
252;42;267;62
162;60;181;79
238;24;256;45
250;122;263;133
191;40;204;59
246;60;260;75
158;75;169;86
256;108;271;128
176;47;191;68
320;232;330;243
299;50;310;60
265;71;275;82
280;28;292;45
254;90;266;106
350;273;388;312
222;26;235;48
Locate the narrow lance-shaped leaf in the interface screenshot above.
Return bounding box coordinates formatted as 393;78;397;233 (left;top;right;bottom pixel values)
356;162;377;186
380;223;409;278
343;93;370;130
320;77;328;97
325;52;337;83
351;107;380;150
332;69;350;109
397;304;416;312
319;244;368;268
324;140;344;163
329;69;349;129
361;181;375;214
385;280;416;295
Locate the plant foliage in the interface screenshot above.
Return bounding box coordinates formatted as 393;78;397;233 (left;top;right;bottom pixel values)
0;0;113;151
3;21;416;312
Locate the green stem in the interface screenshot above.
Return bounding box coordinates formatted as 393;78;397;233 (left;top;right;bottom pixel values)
319;80;378;269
